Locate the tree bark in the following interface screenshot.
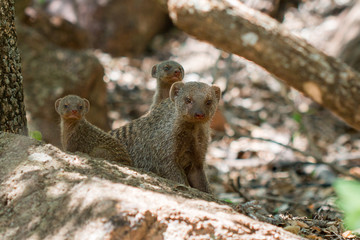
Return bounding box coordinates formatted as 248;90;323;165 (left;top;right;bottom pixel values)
160;0;360;130
0;0;27;135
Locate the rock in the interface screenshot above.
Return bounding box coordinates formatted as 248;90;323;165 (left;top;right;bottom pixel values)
327;1;360;70
43;0;171;56
16;23;109;147
340;37;360;71
0;132;303;240
22;8;90;50
14;0;31;20
239;0;301;21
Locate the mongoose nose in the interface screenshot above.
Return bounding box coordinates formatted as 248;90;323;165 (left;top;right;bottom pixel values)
72;110;78;114
174;70;181;77
195;113;205;119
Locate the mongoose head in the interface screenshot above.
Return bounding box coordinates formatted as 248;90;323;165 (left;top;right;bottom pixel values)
55;95;90;120
170;82;221;123
151;60;184;84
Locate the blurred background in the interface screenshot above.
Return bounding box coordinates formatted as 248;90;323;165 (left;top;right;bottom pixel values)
14;0;360;236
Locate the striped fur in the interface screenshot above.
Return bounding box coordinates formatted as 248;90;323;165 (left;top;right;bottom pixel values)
55;95;132;166
110;82;220;193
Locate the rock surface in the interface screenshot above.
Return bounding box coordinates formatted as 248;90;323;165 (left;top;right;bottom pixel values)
0;132;303;240
22;8;90;50
43;0;171;56
335;1;360;71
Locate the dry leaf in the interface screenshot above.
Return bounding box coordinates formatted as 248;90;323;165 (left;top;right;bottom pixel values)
311;226;321;232
349;167;360;177
324;225;339;234
305;234;323;240
295;220;309;228
284;225;300;234
342;230;356;239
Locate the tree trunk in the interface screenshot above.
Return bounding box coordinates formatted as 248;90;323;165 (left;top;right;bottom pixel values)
160;0;360;130
0;0;27;135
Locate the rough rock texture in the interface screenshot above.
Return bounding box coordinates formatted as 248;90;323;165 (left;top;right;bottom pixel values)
22;8;90;50
239;0;301;21
43;0;171;56
333;1;360;71
17;23;108;147
0;132;303;240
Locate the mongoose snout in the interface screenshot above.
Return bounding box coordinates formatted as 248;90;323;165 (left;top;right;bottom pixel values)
194;112;205;119
173;69;182;78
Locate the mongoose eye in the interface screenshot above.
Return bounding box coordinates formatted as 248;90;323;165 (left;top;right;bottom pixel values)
206;100;212;106
163;65;170;71
64;104;69;109
185;97;192;104
79;105;83;110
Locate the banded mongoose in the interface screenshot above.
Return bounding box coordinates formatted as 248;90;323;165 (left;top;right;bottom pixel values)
150;60;184;110
55;95;132;166
110;82;221;193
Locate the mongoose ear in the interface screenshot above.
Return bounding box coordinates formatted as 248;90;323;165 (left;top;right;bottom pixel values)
55;98;62;113
151;64;157;78
83;98;90;114
170;82;185;102
212;85;221;102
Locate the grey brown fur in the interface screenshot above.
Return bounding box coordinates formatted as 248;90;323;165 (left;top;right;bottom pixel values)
110;82;221;193
55;95;132;166
150;60;184;110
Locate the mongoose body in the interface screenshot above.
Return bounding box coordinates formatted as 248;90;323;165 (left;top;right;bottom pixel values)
55;95;132;166
150;60;184;110
110;82;221;193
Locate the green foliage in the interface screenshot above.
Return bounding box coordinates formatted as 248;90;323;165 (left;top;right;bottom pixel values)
291;112;302;124
30;130;42;141
334;179;360;231
291;111;305;133
222;199;234;204
36;0;46;5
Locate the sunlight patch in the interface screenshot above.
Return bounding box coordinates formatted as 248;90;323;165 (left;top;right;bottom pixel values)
47;182;71;198
241;32;258;46
28;152;53;162
303;82;322;104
